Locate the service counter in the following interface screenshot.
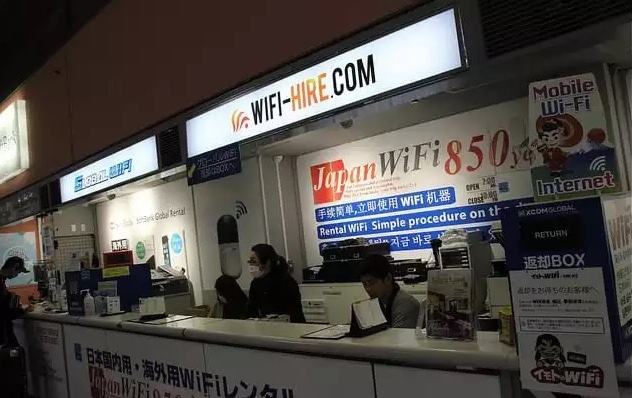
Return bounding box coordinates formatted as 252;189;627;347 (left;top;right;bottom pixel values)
14;310;632;398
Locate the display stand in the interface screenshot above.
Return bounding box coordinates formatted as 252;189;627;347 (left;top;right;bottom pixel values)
348;302;389;338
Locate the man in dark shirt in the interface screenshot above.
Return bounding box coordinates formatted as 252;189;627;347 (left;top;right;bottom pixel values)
360;254;420;329
0;256;28;347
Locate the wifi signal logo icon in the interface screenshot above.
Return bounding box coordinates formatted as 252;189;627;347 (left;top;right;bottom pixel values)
235;200;248;219
231;110;250;133
589;155;607;172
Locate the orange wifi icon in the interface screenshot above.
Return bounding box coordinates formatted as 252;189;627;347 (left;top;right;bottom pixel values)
231;110;250;132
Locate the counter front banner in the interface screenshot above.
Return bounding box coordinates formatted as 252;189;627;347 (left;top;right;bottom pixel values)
64;325;374;398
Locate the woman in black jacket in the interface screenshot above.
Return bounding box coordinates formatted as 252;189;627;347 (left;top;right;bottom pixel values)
247;244;305;323
213;275;249;320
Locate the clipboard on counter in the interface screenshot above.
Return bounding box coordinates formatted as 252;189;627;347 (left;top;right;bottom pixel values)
301;325;350;340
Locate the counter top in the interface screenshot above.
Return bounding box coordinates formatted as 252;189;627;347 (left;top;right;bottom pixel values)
181;320;517;370
22;310;631;381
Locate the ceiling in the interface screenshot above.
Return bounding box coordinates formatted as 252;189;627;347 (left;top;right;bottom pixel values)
0;0;111;102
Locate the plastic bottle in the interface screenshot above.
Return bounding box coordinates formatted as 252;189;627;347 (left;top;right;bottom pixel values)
415;298;427;339
60;287;68;312
94;291;106;315
83;290;96;316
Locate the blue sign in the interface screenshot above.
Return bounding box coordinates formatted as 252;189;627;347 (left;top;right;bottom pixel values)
171;233;183;254
187;143;241;186
315;187;456;222
502;196;630;366
316;198;531;240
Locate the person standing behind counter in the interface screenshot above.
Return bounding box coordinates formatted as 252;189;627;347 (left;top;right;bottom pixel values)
248;244;306;323
0;257;30;347
360;254;420;329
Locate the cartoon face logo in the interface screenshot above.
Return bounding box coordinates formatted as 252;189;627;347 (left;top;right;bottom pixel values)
535;334;566;369
538;119;564;149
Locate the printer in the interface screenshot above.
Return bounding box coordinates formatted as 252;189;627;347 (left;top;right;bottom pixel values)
151;265;191;314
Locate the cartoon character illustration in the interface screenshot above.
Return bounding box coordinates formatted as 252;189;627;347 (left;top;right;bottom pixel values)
535;118;569;176
535;334;566;370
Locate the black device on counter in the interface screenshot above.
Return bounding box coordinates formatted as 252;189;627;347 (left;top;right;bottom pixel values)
305;239;430;284
32;263;50;299
430;238;442;267
320;240;390;261
491;259;507;277
390;259;427;284
151;265;189;296
303;239;391;283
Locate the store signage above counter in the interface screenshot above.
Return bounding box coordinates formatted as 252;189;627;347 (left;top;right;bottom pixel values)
186;8;464;158
59;136;159;203
0;185;42;226
186;143;242;185
0;100;30;184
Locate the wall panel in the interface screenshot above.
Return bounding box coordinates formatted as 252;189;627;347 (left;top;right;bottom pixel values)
66;0;424;159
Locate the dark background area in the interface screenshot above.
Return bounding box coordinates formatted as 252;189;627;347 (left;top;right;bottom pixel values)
0;0;111;103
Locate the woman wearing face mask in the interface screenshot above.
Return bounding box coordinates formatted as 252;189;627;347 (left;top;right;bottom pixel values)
247;244;306;323
210;275;249;319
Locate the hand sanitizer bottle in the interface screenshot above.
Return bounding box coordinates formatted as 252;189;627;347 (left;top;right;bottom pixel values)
83;290;96;316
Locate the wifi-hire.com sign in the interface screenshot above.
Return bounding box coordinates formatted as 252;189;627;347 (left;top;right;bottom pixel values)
186;143;242;186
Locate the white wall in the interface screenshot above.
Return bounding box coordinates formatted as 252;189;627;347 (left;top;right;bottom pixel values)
259;155;307;271
52;205;97;237
95;178;202;304
192;158;267;300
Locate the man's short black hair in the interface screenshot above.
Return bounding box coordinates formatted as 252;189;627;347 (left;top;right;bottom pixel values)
2;256;25;271
359;254;392;280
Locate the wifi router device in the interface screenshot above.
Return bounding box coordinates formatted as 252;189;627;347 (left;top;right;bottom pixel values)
217;214;242;278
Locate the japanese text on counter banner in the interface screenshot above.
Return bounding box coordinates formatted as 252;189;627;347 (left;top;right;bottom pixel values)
77;344;295;398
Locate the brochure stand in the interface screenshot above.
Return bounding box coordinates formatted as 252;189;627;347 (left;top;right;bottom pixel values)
348;301;389;338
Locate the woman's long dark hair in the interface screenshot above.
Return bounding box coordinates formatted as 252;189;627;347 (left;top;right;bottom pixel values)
215;275;248;304
251;244;288;273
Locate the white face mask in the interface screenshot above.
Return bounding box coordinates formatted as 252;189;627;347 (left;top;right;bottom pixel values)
249;265;262;278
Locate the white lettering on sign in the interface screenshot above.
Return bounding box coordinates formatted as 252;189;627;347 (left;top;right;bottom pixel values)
59;137;159;203
186;9;463;158
534;230;569;239
519;204;576;217
523;253;586;270
536;172;616;196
